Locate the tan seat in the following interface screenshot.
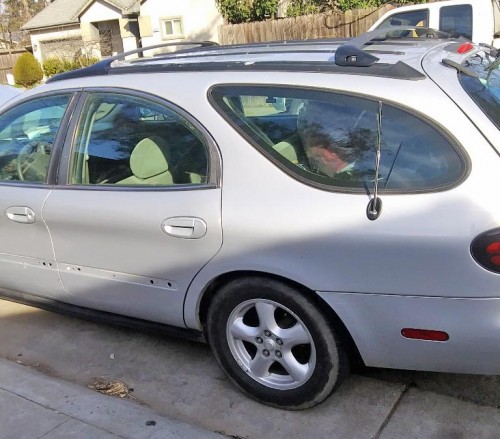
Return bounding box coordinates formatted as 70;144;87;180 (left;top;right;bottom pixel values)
273;134;305;165
117;136;173;186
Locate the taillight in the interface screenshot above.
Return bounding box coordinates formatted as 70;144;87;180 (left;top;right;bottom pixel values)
471;228;500;273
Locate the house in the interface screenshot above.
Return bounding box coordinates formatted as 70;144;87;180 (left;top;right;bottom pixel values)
22;0;223;63
139;0;223;49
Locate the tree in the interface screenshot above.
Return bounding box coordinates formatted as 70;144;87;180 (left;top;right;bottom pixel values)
216;0;280;24
286;0;428;17
0;0;49;48
13;51;43;86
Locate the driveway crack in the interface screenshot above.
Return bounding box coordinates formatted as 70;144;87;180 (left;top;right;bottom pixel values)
372;383;412;439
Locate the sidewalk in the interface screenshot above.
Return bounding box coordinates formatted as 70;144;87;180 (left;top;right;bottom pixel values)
0;358;224;439
2;355;500;439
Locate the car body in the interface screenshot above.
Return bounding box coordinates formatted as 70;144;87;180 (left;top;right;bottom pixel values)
0;84;22;108
0;31;498;409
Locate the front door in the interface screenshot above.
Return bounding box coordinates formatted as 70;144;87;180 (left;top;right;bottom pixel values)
0;93;74;299
42;90;222;327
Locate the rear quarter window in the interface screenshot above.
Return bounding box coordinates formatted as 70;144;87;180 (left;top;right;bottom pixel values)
210;85;468;193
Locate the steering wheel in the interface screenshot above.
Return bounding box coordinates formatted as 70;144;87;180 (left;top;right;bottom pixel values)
17;140;51;182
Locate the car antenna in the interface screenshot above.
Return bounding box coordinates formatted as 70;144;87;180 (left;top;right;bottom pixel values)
366;101;383;221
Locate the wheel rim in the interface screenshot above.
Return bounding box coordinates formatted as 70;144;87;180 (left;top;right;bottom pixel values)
226;299;316;390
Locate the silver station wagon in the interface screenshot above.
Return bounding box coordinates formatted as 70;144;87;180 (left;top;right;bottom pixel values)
0;28;498;409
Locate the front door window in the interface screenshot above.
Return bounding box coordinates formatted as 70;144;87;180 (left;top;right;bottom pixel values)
0;94;70;183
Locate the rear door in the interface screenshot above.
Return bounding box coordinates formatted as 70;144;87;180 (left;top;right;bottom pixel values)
42;89;222;326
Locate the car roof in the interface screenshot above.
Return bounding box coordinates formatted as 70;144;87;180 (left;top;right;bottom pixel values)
47;27;483;85
0;85;22;107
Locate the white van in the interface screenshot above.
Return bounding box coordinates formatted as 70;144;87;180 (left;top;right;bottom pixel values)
369;0;500;47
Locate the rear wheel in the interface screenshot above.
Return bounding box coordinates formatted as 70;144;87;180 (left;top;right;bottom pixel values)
206;277;349;409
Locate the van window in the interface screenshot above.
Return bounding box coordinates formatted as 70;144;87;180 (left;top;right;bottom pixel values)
439;5;473;40
378;9;429;29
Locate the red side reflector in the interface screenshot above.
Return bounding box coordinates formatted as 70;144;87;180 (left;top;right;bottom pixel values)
401;328;449;342
457;42;474;54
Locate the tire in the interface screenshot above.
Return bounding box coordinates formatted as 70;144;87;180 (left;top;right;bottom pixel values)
206;276;349;410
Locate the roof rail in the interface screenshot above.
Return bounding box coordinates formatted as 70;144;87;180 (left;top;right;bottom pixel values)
47;41;218;83
333;26;451;67
46;31;435;83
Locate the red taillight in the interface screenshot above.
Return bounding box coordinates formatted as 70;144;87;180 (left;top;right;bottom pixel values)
457;42;474;54
471;229;500;273
486;242;500;254
401;328;449;342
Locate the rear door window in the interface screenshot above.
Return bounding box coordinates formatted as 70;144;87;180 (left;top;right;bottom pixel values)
69;92;210;186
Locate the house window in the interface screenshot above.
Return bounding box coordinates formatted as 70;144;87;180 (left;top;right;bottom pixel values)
161;17;184;39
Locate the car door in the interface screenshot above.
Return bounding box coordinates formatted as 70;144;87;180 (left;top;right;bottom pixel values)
0;92;76;300
42;89;222;327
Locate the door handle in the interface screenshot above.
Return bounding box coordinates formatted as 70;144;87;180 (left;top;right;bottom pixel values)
5;206;36;224
161;217;207;239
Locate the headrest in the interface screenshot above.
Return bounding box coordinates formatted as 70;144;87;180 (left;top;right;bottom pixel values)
130;136;169;179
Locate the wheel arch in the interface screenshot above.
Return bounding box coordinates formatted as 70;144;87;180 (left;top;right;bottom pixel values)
197;270;364;367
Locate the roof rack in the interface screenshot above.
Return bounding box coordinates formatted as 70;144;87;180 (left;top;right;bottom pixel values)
333;26;452;67
47;28;449;83
46;41;219;83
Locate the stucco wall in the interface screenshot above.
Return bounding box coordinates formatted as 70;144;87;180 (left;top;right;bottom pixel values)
139;0;223;47
30;25;82;63
80;0;122;23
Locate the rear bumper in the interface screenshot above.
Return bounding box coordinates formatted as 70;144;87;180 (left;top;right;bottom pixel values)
318;292;500;375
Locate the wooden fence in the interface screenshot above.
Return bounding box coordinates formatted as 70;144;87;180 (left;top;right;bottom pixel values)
218;5;396;44
0;49;26;84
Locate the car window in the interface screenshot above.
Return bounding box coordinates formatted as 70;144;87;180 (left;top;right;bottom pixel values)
378;9;429;29
210;86;466;192
0;94;71;183
69;92;209;186
439;5;473;40
459;51;500;130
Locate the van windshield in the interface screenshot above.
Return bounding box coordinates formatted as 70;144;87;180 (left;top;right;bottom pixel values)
459;51;500;130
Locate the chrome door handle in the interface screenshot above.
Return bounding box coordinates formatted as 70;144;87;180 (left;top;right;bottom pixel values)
5;206;35;224
161;217;207;239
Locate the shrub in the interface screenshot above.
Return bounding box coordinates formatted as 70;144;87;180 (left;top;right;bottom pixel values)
43;56;100;77
42;57;65;76
216;0;279;23
13;52;43;87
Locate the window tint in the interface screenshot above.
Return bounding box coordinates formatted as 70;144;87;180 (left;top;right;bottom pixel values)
211;86;465;192
0;94;70;183
439;5;472;40
70;93;209;186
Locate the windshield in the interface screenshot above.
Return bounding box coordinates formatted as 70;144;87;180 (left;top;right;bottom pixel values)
459;51;500;130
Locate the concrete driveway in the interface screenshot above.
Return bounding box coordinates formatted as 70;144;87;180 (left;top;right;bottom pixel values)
0;298;498;439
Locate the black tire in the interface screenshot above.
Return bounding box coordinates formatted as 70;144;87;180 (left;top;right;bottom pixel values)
206;276;349;410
